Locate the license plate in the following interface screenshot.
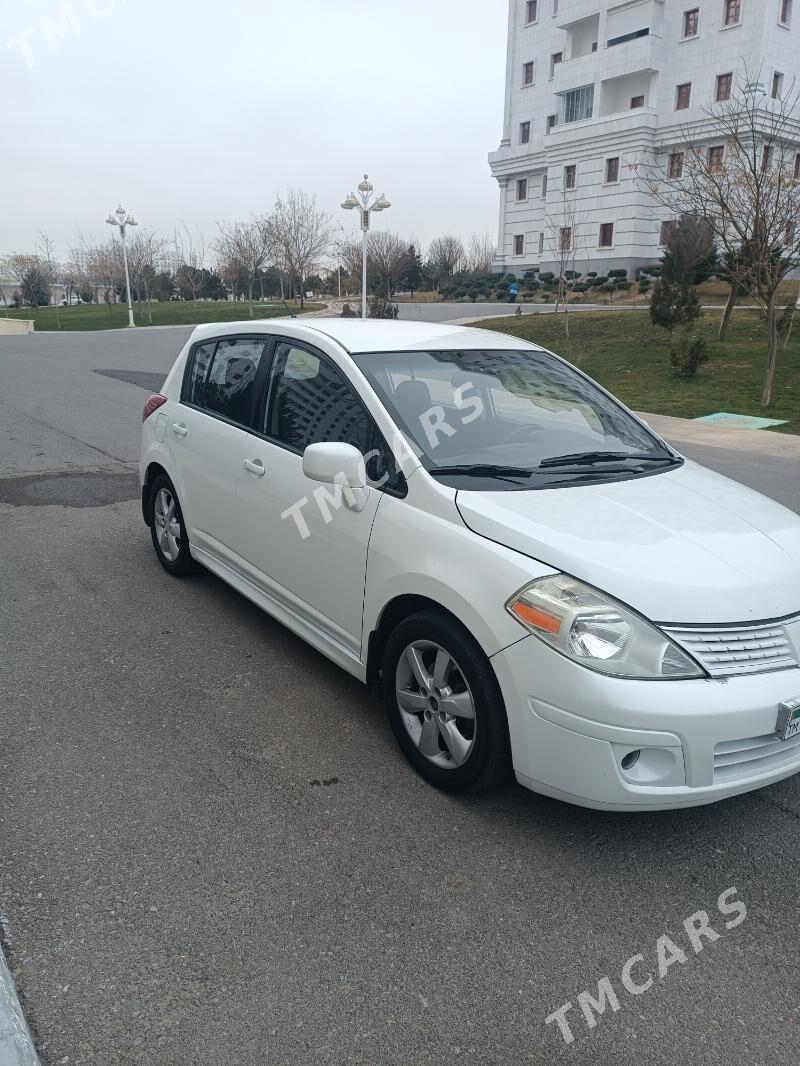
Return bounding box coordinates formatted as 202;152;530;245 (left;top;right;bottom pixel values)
775;698;800;742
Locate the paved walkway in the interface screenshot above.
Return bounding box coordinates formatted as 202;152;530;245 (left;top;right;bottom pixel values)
0;948;38;1066
640;410;800;458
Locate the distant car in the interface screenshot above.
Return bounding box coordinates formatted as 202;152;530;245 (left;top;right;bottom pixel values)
140;319;800;810
60;296;82;306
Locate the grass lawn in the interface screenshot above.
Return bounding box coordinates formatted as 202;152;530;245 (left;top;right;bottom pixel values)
1;300;324;332
477;309;800;433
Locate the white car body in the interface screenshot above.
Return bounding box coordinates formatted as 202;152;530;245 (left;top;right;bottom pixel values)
140;318;800;810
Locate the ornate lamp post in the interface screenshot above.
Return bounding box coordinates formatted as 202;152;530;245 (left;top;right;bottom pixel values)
105;205;137;327
341;176;391;319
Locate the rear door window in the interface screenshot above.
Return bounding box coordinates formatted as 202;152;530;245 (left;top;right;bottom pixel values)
197;337;268;426
183;341;216;406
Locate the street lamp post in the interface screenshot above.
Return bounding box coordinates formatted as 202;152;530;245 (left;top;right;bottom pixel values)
341;176;391;319
105;205;138;327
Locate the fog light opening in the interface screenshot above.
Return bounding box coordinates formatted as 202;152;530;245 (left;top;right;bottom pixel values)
621;749;641;771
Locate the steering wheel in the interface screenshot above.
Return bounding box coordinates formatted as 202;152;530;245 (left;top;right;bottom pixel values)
504;422;540;445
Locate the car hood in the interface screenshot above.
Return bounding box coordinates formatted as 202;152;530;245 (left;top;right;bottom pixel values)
456;461;800;624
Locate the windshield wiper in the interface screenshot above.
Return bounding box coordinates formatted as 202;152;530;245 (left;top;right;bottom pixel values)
538;450;678;469
430;464;533;480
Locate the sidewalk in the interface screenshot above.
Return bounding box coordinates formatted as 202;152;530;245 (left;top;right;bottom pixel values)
0;946;38;1066
640;411;800;458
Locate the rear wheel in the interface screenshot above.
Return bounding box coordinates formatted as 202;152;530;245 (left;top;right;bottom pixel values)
148;475;194;576
382;611;511;793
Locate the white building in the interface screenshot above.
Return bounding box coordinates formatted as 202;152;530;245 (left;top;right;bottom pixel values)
489;0;799;277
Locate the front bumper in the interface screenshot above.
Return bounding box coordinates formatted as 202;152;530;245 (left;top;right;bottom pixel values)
492;635;800;811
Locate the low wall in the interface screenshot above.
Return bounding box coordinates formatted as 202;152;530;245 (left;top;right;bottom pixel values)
0;318;34;335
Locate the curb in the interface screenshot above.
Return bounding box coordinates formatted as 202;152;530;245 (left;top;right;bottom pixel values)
0;945;39;1066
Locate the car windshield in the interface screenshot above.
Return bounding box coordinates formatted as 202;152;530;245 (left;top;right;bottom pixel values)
351;348;681;491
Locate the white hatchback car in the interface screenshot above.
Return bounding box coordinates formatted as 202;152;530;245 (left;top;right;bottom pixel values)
140;319;800;811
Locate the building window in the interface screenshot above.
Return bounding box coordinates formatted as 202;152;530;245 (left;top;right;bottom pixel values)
772;72;784;99
558;84;594;124
786;222;796;245
723;0;741;25
520;120;531;144
608;28;650;47
550;51;563;77
780;0;793;25
668;151;685;178
599;223;614;248
683;8;700;36
560;227;572;252
716;73;733;101
541;173;548;197
516;178;528;201
794;152;800;179
708;145;725;171
762;145;772;170
660;220;678;245
523;61;535;86
676;82;692;109
514;234;525;256
630;95;645;108
564;164;576;189
546;114;557;133
526;0;539;23
538;232;545;254
605;156;620;183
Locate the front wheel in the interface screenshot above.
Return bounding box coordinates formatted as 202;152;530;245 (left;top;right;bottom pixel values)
382;611;511;794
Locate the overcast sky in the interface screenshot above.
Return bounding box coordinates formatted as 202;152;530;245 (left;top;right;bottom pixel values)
2;0;508;260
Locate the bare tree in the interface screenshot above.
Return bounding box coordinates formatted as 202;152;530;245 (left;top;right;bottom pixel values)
214;218;273;317
465;233;497;275
638;70;800;406
270;189;334;310
364;231;410;298
426;235;466;290
174;223;207;306
125;229;168;325
545;190;590;341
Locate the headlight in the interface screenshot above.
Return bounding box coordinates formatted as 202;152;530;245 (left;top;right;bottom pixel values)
506;575;706;680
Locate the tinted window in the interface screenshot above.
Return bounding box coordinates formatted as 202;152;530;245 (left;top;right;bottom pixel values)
204;337;267;425
262;343;373;454
184;341;216;406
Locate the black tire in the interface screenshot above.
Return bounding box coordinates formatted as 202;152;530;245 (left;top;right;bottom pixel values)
148;474;195;577
382;610;511;794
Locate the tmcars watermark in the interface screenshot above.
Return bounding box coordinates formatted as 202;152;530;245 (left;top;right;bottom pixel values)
7;1;125;70
281;380;484;541
545;887;748;1046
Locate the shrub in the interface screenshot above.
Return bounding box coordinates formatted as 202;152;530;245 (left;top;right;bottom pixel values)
587;271;598;278
573;283;589;293
564;270;582;280
670;329;709;378
608;269;628;279
539;271;555;283
589;275;608;287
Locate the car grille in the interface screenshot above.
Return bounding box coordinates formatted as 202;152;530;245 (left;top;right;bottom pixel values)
665;618;800;677
714;732;800;782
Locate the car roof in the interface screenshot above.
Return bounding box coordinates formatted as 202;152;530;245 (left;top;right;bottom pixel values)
188;317;545;355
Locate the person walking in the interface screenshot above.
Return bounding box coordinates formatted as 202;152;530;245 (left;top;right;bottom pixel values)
508;280;520;304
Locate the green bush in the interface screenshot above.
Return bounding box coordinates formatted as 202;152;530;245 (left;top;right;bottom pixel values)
573;283;589;293
539;271;556;283
608;269;628;279
589;275;608;287
670;329;709;378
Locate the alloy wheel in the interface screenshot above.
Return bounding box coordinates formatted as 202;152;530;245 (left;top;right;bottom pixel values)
395;640;477;769
154;487;182;563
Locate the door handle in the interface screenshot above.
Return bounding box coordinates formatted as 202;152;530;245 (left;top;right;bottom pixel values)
172;423;188;438
243;458;266;477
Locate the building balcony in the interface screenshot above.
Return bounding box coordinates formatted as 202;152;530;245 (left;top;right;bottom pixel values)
556;0;601;29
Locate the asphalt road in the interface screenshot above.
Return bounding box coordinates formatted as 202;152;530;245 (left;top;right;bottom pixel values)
2;328;800;1065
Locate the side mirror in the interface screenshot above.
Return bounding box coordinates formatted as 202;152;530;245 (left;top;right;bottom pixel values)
302;442;369;512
